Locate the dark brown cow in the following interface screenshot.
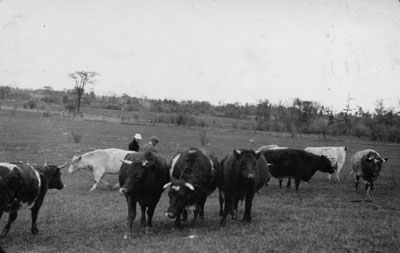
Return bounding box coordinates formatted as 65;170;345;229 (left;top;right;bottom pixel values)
163;148;220;228
220;149;269;225
0;161;66;237
262;149;334;192
119;151;169;239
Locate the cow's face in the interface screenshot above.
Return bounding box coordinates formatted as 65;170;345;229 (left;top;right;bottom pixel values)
367;155;388;179
234;149;260;182
320;155;335;174
163;180;194;219
46;165;66;190
68;155;86;174
119;158;155;195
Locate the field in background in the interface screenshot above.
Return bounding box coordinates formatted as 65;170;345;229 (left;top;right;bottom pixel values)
0;111;399;252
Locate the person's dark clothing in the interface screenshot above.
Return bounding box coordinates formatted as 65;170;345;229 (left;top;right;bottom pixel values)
128;139;140;152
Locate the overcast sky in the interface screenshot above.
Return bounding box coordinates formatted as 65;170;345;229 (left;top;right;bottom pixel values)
1;0;400;112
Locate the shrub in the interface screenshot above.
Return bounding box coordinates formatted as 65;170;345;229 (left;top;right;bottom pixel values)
65;103;76;112
24;100;36;109
103;103;122;110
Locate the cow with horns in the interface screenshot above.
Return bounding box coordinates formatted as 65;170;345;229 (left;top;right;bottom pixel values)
350;149;388;196
0;161;66;237
163;148;221;228
119;151;169;239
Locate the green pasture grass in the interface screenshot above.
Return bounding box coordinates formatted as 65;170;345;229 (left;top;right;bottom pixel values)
0;112;399;252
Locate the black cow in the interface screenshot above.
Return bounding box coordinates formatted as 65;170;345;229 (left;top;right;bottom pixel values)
350;149;388;196
220;149;269;225
262;149;334;192
0;161;66;237
119;151;169;239
163;148;220;228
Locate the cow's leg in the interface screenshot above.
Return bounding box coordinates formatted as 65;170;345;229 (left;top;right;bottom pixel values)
279;179;283;188
146;204;156;228
174;213;182;228
336;169;341;182
198;196;207;220
182;209;188;222
0;211;18;237
286;178;292;189
218;189;224;217
242;191;254;222
124;196;136;240
365;182;374;197
354;175;360;191
327;173;332;181
31;198;44;234
220;194;233;226
139;205;146;228
294;178;300;193
192;206;200;225
232;197;239;220
0;209;3;221
90;167;106;191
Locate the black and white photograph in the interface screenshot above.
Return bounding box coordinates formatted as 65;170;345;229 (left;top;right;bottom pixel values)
0;0;399;252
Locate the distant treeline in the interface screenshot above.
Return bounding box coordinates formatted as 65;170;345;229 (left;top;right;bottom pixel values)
1;85;399;143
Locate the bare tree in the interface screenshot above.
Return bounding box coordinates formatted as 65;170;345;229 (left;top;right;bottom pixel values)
69;71;98;113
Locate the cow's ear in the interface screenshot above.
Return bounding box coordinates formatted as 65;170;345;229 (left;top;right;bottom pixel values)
78;156;82;161
234;149;241;159
383;158;388;162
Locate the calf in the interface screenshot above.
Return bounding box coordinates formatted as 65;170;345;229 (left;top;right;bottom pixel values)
304;146;348;181
0;161;66;237
350;149;388;196
119;151;169;239
262;149;334;192
163;148;220;228
220;149;269;225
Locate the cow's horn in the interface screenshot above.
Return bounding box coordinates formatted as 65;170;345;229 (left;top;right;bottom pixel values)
121;160;133;165
184;182;195;191
58;162;68;169
163;182;172;189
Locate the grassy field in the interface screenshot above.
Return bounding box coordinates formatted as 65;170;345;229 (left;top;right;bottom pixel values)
0;110;399;252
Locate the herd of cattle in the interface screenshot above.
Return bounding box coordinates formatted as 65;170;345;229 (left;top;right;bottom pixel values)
0;144;388;239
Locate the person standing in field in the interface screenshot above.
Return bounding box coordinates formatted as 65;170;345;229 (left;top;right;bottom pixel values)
141;136;159;152
128;133;142;151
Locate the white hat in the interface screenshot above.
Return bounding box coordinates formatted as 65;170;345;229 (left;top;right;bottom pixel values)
134;133;142;140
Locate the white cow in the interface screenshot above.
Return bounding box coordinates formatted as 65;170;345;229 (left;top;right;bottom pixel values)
68;148;136;191
304;146;348;181
248;139;288;152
